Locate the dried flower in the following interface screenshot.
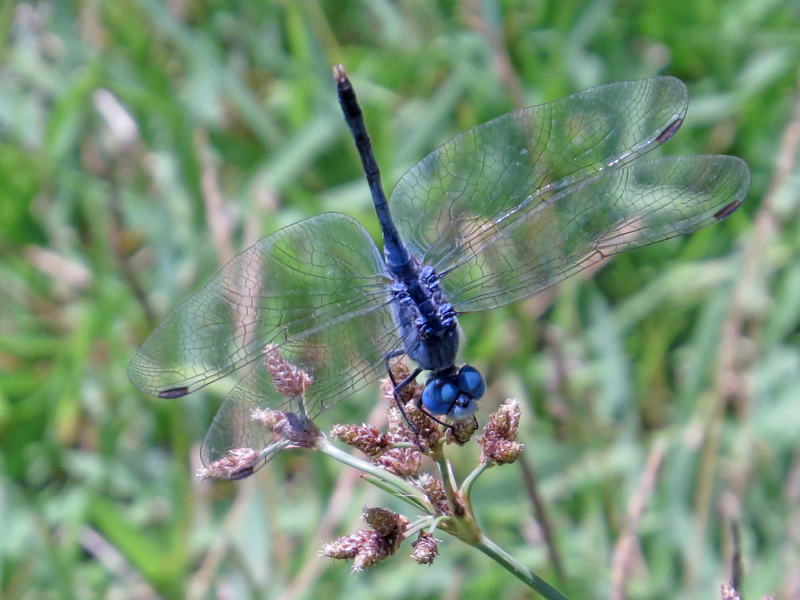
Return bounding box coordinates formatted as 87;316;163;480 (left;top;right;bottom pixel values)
484;398;521;439
386;405;416;445
251;409;322;449
401;398;443;450
447;415;479;445
363;507;410;537
321;508;409;572
263;345;313;397
196;447;259;480
411;532;439;565
477;399;524;465
354;404;422;477
321;532;364;561
414;473;451;516
479;437;524;465
331;423;390;457
373;446;422;477
382;362;421;404
382;365;443;450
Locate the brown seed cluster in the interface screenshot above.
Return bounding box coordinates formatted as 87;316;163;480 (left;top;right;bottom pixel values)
411;532;439;565
251;408;322;449
263;345;313;397
476;399;524;465
447;415;479;445
414;473;451;516
321;508;410;572
330;423;391;457
196;447;259;480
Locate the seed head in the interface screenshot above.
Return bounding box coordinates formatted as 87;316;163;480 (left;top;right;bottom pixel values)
483;398;521;439
411;532;439;565
414;473;451;516
331;423;390;457
373;446;422;478
386;405;415;444
363;507;410;537
263;345;313;397
251;409;322;449
477;399;524;465
321;508;409;573
321;531;365;560
196;447;259;480
401;398;443;449
382;363;421;404
447;415;479;445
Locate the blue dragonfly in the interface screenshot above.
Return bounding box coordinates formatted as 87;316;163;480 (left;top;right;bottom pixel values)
129;66;749;479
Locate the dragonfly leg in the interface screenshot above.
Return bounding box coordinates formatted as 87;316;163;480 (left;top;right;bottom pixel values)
381;353;455;440
392;367;422;410
383;348;407;388
414;401;456;431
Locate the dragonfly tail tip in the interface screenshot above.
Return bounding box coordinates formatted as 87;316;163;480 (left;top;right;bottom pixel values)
333;64;348;84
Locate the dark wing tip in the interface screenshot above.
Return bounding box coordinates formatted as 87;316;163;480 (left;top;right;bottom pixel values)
158;386;190;399
713;200;743;221
229;466;256;480
656;118;683;143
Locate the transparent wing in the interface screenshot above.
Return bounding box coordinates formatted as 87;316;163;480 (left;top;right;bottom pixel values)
128;212;394;398
390;77;689;271
199;305;406;477
440;155;750;311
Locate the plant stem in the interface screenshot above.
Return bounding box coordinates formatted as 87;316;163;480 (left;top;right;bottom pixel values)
461;460;489;498
469;534;570;600
316;439;428;506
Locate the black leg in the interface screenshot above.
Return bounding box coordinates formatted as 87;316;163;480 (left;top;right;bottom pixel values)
382;349;422;430
381;351;454;438
414;399;456;431
391;367;422;419
383;348;406;388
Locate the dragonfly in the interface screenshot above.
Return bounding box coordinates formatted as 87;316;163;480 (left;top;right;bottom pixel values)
129;66;750;479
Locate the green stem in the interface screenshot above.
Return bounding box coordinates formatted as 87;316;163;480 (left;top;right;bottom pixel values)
469;534;570;600
433;454;459;510
404;518;436;538
461;460;489;498
316;439;428;506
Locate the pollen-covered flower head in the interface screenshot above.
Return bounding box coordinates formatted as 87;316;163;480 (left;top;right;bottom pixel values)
411;532;439;565
196;447;260;480
477;399;524;465
321;507;409;572
263;345;313;397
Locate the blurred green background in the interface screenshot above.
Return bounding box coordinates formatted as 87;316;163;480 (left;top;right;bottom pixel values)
2;0;800;598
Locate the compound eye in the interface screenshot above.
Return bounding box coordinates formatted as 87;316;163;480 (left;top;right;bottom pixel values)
458;365;486;399
422;379;451;416
440;381;458;404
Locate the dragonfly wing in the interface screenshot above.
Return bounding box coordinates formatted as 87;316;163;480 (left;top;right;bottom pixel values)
390;77;689;268
199;307;406;477
128;212;394;398
444;155;750;312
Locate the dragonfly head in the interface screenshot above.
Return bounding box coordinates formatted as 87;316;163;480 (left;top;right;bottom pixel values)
421;365;485;420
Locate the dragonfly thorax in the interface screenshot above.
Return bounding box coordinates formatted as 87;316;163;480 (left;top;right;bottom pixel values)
390;266;459;371
422;365;486;419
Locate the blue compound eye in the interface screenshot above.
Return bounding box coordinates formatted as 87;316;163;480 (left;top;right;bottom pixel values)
422;379;451;416
458;366;486;399
440;381;458;404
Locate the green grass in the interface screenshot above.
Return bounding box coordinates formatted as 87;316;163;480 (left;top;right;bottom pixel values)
2;0;800;598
